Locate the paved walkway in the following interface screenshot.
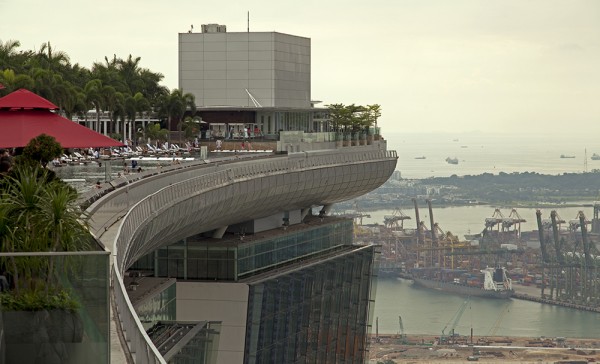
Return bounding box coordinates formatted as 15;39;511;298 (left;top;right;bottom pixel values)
90;206;130;363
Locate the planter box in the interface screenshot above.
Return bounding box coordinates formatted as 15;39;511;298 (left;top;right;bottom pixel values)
2;309;83;363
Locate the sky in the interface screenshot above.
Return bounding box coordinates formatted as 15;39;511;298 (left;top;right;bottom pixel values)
2;0;599;134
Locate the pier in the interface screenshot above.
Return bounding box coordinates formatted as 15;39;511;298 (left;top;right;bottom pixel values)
512;291;600;313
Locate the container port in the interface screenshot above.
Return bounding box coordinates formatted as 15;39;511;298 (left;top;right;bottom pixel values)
349;201;600;311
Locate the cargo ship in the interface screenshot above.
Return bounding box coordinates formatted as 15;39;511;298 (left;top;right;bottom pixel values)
410;267;513;299
445;157;459;165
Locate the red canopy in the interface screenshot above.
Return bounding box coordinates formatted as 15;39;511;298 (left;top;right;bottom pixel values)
0;89;124;149
0;88;59;110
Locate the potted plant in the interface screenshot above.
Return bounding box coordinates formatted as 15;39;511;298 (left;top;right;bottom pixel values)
326;103;347;148
0;135;92;363
367;104;382;142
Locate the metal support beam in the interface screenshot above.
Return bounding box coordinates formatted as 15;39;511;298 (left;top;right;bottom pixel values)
212;226;228;239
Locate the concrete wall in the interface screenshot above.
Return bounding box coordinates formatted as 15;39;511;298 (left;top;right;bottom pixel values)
176;282;249;364
179;31;310;109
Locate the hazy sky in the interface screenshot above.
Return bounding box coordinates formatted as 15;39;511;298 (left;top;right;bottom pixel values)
2;0;599;134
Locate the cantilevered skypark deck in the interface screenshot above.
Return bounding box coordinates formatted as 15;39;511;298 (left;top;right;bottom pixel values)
81;144;397;363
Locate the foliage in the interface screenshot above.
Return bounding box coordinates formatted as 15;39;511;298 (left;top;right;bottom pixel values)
21;134;63;167
182;116;200;139
326;103;381;133
0;289;80;312
145;122;169;143
0;39;167;137
158;89;196;140
0;164;92;310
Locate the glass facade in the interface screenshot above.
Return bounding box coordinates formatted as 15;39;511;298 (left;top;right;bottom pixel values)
129;217;375;364
147;321;221;364
0;252;110;364
237;220;353;279
136;219;354;282
136;282;177;331
244;246;376;364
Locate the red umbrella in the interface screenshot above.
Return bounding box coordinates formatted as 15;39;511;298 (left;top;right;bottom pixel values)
0;89;124;149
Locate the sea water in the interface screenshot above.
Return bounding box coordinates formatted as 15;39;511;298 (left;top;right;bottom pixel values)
386;131;599;179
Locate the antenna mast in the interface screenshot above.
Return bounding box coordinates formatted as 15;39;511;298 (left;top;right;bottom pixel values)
247;11;250;32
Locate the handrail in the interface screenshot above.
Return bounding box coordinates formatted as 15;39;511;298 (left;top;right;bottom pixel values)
97;148;397;363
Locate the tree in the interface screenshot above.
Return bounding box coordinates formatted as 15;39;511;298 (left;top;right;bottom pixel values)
367;104;382;132
326;103;349;133
181;116;200;140
0;69;35;94
21;134;63;168
84;79;104;132
32;41;70;73
159;89;196;142
345;103;367;133
145;122;169;144
0;39;22;69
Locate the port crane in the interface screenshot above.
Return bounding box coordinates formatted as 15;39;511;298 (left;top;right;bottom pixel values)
536;209;600;304
440;298;470;344
383;208;411;230
398;315;406;342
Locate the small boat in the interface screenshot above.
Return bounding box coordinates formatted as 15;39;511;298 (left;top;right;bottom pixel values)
560;154;575;159
414;156;426;159
446;157;458;165
591;153;600;160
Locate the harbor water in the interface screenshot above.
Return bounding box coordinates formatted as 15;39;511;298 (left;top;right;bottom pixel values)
373;278;600;338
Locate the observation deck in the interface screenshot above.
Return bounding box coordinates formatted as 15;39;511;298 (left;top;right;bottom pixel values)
81;143;397;363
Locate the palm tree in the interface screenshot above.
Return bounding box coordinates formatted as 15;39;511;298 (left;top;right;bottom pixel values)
145;122;169;144
131;93;151;142
0;39;22;71
33;42;70;73
1;165;48;294
0;164;90;300
159;89;196;142
84;79;104;132
38;180;90;292
0;69;35;94
117;54;143;94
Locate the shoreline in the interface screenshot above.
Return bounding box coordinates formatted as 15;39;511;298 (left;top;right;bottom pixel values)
396;275;600;316
368;333;600;363
511;283;600;313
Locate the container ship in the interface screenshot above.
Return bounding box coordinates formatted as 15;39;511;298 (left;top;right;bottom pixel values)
410;267;513;299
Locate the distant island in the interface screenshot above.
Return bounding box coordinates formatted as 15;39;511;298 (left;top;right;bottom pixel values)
338;171;600;210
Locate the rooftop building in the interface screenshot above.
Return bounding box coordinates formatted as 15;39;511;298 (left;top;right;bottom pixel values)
179;24;325;139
